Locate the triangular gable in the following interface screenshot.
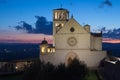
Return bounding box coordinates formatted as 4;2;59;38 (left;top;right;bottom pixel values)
57;18;89;34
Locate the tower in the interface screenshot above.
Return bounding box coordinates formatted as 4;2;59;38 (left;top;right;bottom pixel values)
53;8;69;46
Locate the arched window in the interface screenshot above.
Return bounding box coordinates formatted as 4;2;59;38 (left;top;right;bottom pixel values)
55;12;57;19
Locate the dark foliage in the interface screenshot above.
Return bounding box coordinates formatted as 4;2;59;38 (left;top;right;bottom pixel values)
99;60;120;80
66;58;87;80
22;58;87;80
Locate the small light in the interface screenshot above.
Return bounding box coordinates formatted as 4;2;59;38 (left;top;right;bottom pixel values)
15;66;18;69
48;49;50;53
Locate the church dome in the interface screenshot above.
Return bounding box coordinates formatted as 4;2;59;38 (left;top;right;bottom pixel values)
41;38;48;44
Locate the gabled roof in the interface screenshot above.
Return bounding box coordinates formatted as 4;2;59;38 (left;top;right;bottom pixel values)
57;17;89;34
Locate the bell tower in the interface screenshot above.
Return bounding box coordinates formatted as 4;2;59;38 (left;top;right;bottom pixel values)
53;8;69;46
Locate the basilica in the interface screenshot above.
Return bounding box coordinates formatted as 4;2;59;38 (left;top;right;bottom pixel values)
40;8;106;69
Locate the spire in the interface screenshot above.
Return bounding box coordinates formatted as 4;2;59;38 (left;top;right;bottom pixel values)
44;37;46;41
43;34;47;42
41;35;48;44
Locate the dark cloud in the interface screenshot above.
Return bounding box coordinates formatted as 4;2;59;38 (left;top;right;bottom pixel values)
102;27;120;39
15;25;23;30
14;16;52;35
22;21;33;33
99;0;112;8
34;16;52;34
15;21;33;33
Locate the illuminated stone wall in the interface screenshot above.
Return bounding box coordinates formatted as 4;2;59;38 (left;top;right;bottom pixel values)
40;8;107;69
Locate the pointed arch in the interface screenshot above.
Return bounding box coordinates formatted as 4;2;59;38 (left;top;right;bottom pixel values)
65;52;79;66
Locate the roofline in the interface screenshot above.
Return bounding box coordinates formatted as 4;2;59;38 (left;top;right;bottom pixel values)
53;8;69;11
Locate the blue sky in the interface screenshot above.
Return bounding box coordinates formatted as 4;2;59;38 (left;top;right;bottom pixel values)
1;0;120;29
0;0;120;43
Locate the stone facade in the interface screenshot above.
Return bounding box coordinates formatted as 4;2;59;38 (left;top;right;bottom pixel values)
40;8;106;69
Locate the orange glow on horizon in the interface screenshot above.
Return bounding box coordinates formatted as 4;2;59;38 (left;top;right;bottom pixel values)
1;38;120;44
103;38;120;43
1;32;120;44
0;33;53;44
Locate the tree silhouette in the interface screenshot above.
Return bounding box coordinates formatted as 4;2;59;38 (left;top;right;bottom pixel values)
22;59;87;80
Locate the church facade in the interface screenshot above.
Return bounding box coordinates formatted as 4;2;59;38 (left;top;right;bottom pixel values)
40;8;106;69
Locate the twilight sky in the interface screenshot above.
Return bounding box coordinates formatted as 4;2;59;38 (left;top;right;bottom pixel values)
0;0;120;43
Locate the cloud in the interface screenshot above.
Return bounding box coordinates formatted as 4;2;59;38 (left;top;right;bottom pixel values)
102;27;120;39
99;0;112;8
34;16;52;34
15;21;33;33
14;16;52;35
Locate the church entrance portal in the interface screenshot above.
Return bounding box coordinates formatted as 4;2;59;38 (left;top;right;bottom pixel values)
68;57;72;65
65;52;78;66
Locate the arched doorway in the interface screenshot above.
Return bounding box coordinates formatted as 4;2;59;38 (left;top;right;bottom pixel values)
65;52;78;66
68;57;72;65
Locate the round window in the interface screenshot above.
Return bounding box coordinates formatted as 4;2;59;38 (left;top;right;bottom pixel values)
70;27;75;32
67;37;77;46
